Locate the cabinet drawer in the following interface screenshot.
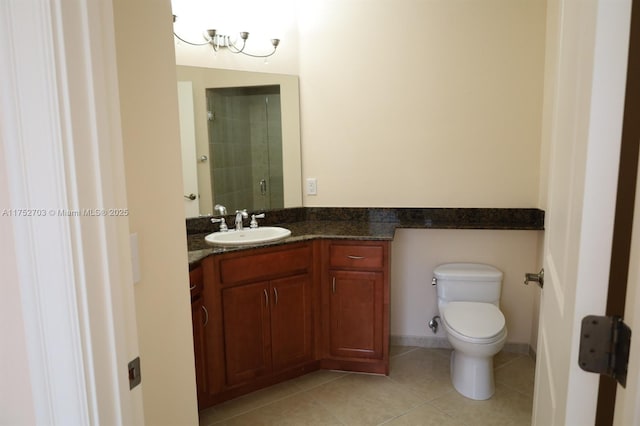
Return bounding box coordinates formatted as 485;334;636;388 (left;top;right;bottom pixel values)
189;266;203;298
219;245;311;285
329;243;384;269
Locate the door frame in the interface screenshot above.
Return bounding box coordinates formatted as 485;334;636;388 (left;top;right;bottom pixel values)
596;0;640;423
0;0;143;423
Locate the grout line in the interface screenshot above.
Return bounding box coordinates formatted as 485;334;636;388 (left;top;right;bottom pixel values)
375;400;432;425
494;353;526;371
390;346;421;359
208;384;308;424
290;370;351;392
495;379;534;399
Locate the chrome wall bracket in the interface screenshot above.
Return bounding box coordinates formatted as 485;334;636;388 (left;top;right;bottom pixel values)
524;268;544;288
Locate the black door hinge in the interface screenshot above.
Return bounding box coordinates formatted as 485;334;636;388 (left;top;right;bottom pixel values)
578;315;631;387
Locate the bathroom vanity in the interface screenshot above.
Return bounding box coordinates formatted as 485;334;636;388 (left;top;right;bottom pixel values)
320;240;389;375
186;207;544;409
188;228;392;409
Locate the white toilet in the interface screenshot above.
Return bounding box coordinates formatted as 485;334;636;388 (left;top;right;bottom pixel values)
434;262;507;400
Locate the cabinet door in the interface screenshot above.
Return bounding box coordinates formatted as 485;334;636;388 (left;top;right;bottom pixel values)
222;281;272;386
329;270;384;360
191;297;208;409
270;274;313;371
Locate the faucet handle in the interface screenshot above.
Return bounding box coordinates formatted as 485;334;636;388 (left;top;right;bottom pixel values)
211;217;228;232
250;213;266;229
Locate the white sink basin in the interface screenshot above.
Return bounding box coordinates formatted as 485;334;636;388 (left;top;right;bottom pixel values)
205;227;291;247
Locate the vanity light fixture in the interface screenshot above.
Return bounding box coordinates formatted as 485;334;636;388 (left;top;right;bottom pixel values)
173;15;280;59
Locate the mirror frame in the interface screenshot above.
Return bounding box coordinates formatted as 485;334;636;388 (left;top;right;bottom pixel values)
176;66;302;217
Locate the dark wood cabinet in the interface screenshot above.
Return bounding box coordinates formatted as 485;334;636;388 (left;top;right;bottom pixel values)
193;238;390;409
222;281;272;386
329;270;384;360
189;266;209;410
270;274;313;370
321;240;390;374
221;273;313;386
200;243;317;407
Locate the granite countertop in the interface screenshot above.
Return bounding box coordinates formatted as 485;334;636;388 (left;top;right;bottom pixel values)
186;207;545;266
187;220;397;265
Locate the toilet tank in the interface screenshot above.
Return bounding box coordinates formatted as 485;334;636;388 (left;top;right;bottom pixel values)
434;263;503;304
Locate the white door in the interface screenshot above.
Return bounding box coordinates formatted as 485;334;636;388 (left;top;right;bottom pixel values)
178;81;201;218
0;0;144;423
532;0;631;425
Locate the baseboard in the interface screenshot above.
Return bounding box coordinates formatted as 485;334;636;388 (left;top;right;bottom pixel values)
390;334;532;355
390;335;451;349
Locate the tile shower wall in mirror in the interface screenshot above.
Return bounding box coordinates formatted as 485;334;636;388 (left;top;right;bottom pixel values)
175;66;303;218
207;85;284;213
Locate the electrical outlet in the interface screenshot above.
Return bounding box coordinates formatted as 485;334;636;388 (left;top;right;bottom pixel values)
306;178;317;195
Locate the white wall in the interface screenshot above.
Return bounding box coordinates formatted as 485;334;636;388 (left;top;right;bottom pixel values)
297;0;546;208
391;229;541;346
174;0;547;209
113;0;199;424
172;0;547;350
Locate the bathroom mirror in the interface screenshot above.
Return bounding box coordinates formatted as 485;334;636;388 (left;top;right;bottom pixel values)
176;66;302;218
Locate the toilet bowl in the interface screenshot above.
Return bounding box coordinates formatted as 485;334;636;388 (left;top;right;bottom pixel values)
440;301;507;399
434;263;508;400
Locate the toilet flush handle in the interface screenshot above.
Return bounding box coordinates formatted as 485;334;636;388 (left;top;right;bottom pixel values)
431;277;437;286
524;269;544;288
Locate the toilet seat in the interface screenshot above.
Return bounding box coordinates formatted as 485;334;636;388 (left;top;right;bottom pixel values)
441;301;506;344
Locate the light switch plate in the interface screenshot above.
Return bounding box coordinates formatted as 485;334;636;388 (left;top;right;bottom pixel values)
306;178;317;195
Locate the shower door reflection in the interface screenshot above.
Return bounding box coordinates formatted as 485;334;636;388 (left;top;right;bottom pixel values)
207;85;284;213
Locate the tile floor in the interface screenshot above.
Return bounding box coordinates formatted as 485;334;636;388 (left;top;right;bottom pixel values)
199;346;536;426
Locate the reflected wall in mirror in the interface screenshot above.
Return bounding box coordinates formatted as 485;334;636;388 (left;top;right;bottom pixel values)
176;66;302;218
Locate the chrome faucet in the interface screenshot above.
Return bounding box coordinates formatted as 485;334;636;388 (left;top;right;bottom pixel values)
235;209;248;230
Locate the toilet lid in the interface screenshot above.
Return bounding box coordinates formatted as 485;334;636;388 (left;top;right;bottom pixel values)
442;301;505;340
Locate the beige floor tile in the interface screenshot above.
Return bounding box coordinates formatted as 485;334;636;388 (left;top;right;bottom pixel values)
218;392;343;426
390;348;452;381
199;407;220;426
199;347;535;426
199;380;301;424
382;402;467;426
495;355;536;396
390;345;418;358
290;369;349;391
306;373;424;426
430;383;533;426
493;350;524;369
388;348;455;401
